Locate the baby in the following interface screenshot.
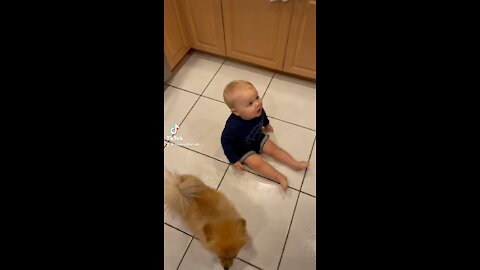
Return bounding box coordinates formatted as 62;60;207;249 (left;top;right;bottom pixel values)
221;80;309;191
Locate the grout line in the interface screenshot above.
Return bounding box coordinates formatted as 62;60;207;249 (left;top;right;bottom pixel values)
240;167;300;192
165;140;315;194
166;81;315;134
177;59;225;128
299;136;317;193
165;84;201;96
199;59;226;96
164;222;193;237
178;94;202;128
165;141;230;165
166;83;239;104
198;95;225;104
300;191;316;199
236;257;263;270
276;185;303;270
167;138;316;195
164;222;202;242
165;54;316;270
216;163;230;190
276;138;317;269
276;137;316;270
290;186;316;198
262;73;275;100
164;147;315;269
267;115;316;132
176;236;194;270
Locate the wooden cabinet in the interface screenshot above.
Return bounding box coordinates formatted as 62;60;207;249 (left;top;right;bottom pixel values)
221;0;294;71
164;0;190;70
164;0;316;80
178;0;226;57
283;0;316;79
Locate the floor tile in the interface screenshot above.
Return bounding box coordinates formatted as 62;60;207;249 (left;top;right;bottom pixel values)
164;145;228;233
167;51;224;94
218;168;299;270
164;224;192;270
302;141;316;196
202;61;274;102
164;86;199;139
179;238;258;270
176;97;232;163
278;193;316;270
244;118;315;190
262;73;316;130
163;49;317;269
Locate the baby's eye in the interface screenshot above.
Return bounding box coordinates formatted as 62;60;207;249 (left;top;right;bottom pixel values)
256;96;259;99
248;102;253;106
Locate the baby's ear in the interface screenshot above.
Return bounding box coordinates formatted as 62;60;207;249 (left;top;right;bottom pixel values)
231;108;240;116
203;223;213;242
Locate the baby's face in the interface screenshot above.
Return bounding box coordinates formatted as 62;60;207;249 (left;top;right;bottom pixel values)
231;86;263;120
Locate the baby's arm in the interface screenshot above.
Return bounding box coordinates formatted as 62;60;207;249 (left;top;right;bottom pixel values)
221;128;242;170
263;124;273;133
262;109;273;132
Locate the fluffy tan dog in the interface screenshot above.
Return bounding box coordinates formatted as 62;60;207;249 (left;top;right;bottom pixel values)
164;171;250;270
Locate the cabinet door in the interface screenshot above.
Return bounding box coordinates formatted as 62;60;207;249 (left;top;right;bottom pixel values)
283;0;316;79
179;0;226;56
164;0;190;70
222;0;293;70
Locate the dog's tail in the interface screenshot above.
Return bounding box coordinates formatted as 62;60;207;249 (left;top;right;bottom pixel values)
164;170;208;216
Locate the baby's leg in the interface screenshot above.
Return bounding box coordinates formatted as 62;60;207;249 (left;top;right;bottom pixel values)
262;139;309;170
243;154;288;191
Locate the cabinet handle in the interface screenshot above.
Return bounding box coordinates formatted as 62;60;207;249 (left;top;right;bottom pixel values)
270;0;288;2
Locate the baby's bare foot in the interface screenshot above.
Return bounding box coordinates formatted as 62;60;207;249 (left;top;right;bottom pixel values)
276;174;288;191
291;161;309;170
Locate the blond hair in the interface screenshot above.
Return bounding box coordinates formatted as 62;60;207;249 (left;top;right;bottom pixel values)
223;80;254;108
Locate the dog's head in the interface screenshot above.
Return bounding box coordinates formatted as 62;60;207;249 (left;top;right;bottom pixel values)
203;218;250;270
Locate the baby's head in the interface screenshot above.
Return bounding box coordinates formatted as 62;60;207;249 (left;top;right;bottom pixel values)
223;80;263;120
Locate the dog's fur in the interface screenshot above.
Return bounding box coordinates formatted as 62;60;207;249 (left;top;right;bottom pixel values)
164;171;250;269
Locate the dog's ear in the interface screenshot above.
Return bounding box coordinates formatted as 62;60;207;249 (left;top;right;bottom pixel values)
238;218;246;228
238;218;246;232
203;223;213;242
238;218;250;242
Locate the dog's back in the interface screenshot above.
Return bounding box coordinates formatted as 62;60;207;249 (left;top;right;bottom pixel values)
164;171;241;229
164;171;249;269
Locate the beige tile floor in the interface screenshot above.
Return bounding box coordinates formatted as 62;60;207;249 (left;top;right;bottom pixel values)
164;51;316;270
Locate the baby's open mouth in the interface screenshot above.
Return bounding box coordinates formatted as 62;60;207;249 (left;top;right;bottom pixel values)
257;107;262;113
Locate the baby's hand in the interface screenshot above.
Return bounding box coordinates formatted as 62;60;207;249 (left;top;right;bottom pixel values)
263;124;274;133
233;161;244;171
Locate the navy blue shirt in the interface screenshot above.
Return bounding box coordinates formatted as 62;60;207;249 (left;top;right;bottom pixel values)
221;109;270;164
